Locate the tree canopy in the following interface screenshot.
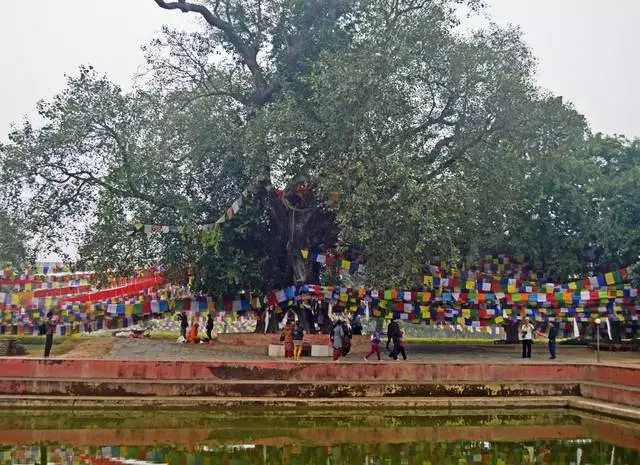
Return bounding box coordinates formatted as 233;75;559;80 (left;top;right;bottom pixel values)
1;0;638;292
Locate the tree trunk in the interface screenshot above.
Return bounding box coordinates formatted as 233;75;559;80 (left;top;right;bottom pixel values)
504;321;519;344
254;308;266;333
265;308;281;333
292;305;315;333
611;321;622;343
262;180;337;288
317;301;332;334
375;317;384;334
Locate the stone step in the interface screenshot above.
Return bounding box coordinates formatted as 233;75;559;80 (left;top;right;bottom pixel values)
0;395;638;424
0;378;580;397
579;380;640;408
0;358;593;382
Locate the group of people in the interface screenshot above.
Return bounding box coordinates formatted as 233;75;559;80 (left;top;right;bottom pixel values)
519;317;558;359
280;319;306;359
279;315;358;361
279;314;408;362
178;311;215;344
333;316;407;362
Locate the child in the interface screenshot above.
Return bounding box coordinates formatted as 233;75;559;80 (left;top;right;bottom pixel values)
292;321;304;360
364;330;381;361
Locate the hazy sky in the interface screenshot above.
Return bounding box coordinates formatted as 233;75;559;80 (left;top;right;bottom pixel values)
1;0;638;142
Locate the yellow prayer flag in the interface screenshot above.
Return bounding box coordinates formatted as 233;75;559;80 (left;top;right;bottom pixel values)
605;272;615;285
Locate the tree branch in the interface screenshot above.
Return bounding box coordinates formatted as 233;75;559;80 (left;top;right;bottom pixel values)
153;0;268;98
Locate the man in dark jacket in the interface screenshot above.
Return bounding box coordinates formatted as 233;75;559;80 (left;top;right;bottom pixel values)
547;322;558;360
43;312;57;358
386;318;400;351
205;313;214;341
179;312;189;339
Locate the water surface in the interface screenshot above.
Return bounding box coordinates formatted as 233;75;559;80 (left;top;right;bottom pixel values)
0;409;638;465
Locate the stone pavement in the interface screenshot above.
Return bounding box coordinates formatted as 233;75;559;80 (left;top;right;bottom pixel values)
68;336;640;366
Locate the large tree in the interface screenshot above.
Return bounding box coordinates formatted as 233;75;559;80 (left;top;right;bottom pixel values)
1;0;637;297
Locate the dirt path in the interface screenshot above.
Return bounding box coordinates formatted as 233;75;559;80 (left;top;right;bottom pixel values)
87;337;640;365
58;337;115;359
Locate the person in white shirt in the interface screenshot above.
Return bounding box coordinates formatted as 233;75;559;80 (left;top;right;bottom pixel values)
519;317;535;358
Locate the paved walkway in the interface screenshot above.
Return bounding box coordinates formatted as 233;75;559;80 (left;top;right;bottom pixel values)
58;337;640;366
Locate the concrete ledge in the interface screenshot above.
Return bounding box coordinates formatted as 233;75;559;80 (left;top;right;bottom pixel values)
267;344;284;357
0;358;592;381
1;359;638;416
580;381;640;408
567;397;640;423
0;394;572;409
268;344;330;357
0;379;580;398
311;345;330;357
0;394;637;423
0;394;638;422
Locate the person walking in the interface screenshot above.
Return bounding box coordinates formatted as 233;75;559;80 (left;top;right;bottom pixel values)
330;319;345;361
205;313;214;342
292;321;304;360
341;319;352;356
546;322;558;360
519;317;535;358
43;312;57;358
386;318;400;351
389;323;406;360
364;330;382;361
387;318;402;358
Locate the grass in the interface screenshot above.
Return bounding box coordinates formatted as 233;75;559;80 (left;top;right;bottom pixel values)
405;337;497;345
0;334;83;344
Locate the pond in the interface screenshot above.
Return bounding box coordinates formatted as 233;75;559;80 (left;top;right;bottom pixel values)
0;409;638;465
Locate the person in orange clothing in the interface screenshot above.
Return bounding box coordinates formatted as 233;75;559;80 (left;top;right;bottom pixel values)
187;322;201;343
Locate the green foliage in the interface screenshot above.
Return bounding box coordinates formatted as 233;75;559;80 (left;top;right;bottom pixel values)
0;207;30;263
200;225;223;254
0;0;638;292
192;196;287;295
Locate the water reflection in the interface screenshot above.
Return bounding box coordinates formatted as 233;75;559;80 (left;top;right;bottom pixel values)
0;410;638;465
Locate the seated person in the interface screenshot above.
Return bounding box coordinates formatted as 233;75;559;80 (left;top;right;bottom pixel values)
187;323;201;343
